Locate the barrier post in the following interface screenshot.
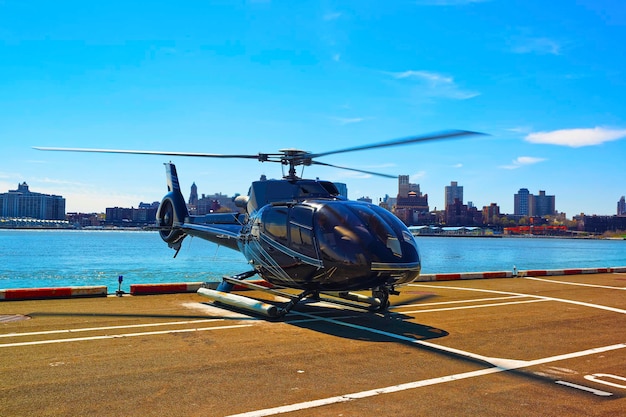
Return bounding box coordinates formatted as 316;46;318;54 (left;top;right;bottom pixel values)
116;275;125;297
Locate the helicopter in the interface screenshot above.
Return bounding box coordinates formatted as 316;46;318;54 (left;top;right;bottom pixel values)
35;130;483;318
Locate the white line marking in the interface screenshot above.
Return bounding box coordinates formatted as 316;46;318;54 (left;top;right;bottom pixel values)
409;283;626;315
392;295;527;308
555;380;613;397
227;310;626;417
584;373;626;389
525;276;626;290
399;298;547;315
227;368;504;417
0;318;224;338
0;324;253;348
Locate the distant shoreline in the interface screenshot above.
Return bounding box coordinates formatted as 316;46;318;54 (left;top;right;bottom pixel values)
2;226;623;240
0;226;152;231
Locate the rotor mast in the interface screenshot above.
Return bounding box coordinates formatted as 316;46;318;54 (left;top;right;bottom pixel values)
279;149;311;180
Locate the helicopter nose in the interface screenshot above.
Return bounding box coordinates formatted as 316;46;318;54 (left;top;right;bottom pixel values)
315;202;420;266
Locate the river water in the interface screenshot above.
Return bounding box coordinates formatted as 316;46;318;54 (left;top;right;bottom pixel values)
1;229;624;291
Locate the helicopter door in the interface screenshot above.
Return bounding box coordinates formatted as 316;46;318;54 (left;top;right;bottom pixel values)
261;205;317;259
262;207;289;245
288;205;317;260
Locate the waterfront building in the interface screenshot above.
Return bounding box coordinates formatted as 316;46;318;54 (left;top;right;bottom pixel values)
398;175;421;197
66;212;104;228
514;188;530;216
394;175;429;225
357;196;373;204
445;181;463;208
196;192;239;214
532;190;556;217
445;198;482;226
576;214;626;234
105;202;158;226
0;182;65;220
514;188;556;217
618;196;626;216
482;203;501;225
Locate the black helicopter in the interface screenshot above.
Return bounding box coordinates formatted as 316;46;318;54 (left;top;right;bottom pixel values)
35;130;482;317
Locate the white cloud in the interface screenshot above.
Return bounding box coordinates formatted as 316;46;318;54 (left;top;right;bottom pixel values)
525;127;626;148
410;171;427;182
34;177;84;187
511;37;561;55
506;126;532;134
499;156;546;170
393;70;452;83
389;70;479;100
0;173;12;180
331;116;365;125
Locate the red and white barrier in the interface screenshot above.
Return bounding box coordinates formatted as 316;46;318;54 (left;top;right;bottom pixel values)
0;286;107;301
417;266;626;281
521;267;626;276
130;282;204;295
129;280;274;295
4;267;625;299
417;271;512;281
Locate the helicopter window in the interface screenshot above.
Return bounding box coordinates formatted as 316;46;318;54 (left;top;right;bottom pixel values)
291;226;315;257
289;206;316;258
315;204;371;263
263;207;288;243
346;204;397;248
289;206;314;229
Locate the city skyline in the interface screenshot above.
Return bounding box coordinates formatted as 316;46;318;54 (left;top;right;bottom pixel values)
2;2;626;215
2;178;624;219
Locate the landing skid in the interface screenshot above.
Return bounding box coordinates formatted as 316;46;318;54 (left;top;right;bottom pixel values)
197;272;395;318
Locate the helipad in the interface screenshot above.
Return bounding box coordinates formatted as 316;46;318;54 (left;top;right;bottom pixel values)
1;272;625;416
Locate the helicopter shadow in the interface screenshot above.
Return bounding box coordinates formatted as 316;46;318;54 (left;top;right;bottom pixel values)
281;301;449;344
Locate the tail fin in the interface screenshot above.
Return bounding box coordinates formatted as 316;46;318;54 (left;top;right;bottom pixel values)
165;163;183;194
156;163;189;246
163;162;189;220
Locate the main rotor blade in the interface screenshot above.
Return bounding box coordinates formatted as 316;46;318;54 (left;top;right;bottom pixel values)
311;161;396;178
309;130;486;159
33;147;264;159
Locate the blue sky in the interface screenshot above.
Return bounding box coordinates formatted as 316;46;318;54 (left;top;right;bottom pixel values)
1;0;625;216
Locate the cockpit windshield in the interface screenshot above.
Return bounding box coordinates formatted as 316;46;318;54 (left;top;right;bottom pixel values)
314;201;409;264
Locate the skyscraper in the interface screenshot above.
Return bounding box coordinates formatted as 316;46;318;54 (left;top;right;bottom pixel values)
618;196;626;216
398;175;420;197
445;181;463;208
189;182;198;205
514;188;530;216
395;175;428;225
514;188;556;217
532;190;556;217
